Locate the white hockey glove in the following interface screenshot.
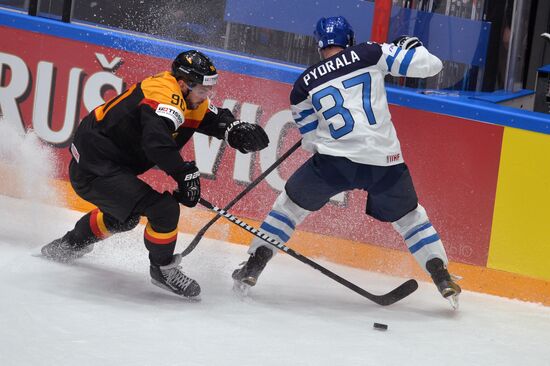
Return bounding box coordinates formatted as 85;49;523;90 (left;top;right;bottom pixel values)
392;35;423;50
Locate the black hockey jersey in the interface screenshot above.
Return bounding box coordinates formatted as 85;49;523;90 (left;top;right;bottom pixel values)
70;71;234;176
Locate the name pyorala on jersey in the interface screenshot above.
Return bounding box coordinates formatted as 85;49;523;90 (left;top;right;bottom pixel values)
303;51;360;86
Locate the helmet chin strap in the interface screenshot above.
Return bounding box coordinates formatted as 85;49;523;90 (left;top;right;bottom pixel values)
318;48;324;60
182;81;195;98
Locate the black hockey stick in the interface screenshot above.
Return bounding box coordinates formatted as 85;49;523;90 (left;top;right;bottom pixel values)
180;140;301;257
199;198;418;306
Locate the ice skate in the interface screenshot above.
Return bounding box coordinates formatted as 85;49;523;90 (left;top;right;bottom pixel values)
232;246;273;292
40;234;94;263
232;270;252;297
426;258;462;310
150;254;201;299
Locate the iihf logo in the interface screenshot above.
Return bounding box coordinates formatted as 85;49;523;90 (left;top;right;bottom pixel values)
387;153;401;163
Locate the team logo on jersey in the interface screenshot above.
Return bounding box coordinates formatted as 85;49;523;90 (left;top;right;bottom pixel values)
387;153;401;163
156;103;184;130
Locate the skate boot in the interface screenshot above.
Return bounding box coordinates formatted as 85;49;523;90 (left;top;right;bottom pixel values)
426;257;462;310
232;246;273;293
41;233;94;263
150;254;201;299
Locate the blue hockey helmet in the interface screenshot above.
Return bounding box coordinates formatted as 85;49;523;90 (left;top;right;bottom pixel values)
314;16;355;49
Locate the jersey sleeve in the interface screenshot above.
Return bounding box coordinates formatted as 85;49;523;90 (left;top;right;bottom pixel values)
290;81;317;151
138;73;188;174
141;72;186;132
378;42;443;78
138;104;186;174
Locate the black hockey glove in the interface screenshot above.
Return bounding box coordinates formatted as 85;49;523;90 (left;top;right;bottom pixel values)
392;35;423;50
225;120;269;153
171;161;201;208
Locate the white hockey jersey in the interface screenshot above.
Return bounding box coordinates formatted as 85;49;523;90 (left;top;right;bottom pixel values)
290;42;442;166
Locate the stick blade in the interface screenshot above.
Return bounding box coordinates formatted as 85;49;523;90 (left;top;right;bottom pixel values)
372;279;419;306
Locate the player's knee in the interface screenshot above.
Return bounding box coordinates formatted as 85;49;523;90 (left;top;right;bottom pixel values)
102;213;141;234
119;214;140;232
143;192;180;232
272;191;311;226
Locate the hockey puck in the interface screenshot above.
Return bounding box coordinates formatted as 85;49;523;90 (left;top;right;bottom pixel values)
373;322;388;331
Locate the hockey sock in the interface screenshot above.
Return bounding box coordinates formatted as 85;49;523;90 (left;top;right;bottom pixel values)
144;223;177;266
67;209;141;247
391;204;449;273
249;191;312;256
141;192;180;266
65;208;111;246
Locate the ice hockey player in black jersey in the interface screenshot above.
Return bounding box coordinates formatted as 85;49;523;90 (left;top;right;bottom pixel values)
232;16;461;308
41;50;269;299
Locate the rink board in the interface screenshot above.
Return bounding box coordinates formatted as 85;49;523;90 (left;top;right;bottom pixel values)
1;9;549;303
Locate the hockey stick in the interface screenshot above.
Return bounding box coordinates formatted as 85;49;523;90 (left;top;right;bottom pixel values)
199;198;418;306
180;140;302;257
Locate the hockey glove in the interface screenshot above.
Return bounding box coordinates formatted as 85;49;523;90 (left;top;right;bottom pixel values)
171;161;201;208
392;35;423;50
225;120;269;153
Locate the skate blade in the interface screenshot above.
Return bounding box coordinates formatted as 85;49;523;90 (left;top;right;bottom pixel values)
150;280;201;302
447;293;459;310
450;273;463;281
35;244;94;263
33;252;77;264
232;280;251;297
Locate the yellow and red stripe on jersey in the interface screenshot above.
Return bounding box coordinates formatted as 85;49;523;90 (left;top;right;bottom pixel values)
94;84;137;122
140;98;159;110
141;71;185;110
144;222;178;245
89;208;110;239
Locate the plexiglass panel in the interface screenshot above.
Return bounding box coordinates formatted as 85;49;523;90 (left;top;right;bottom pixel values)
0;0;527;92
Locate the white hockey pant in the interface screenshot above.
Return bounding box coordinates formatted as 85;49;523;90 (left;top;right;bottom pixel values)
248;191;312;256
391;204;449;274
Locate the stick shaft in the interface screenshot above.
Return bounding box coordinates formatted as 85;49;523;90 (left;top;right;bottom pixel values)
199;198;418;306
180;140;301;257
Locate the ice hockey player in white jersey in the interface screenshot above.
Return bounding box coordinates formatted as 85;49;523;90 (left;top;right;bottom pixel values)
232;16;461;308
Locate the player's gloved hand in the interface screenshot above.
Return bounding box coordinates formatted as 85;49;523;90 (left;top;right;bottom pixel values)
171;161;201;208
392;35;423;50
225;120;269;153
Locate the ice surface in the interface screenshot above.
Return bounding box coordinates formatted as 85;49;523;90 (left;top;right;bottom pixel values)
0;195;549;366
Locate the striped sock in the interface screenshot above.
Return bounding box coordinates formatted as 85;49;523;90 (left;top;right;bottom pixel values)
144;222;178;266
248;192;311;255
392;204;448;273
